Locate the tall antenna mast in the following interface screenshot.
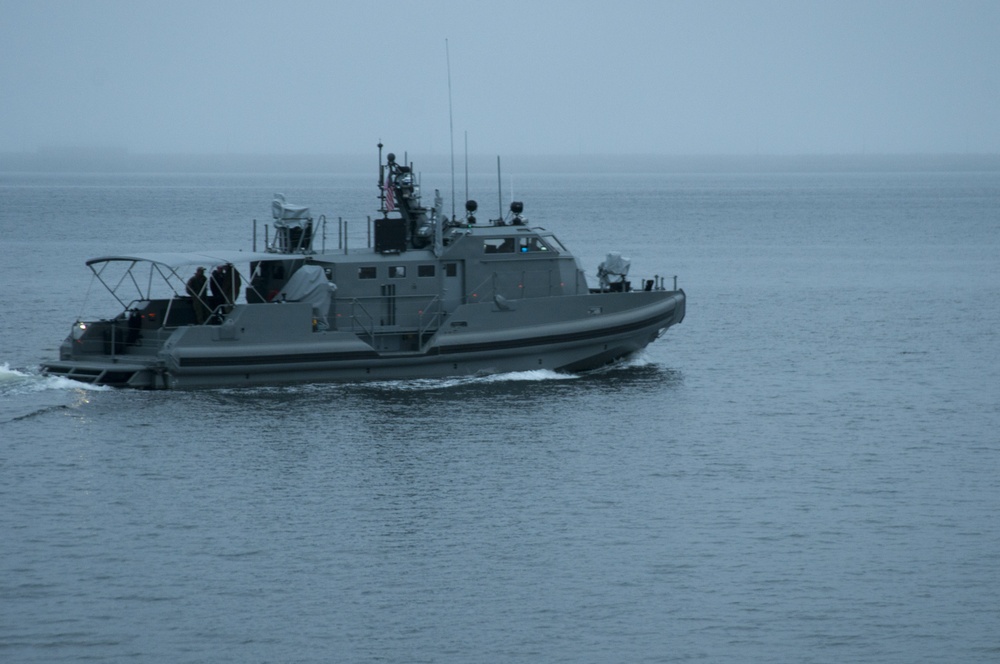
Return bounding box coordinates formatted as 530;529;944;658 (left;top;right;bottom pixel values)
446;39;456;221
464;130;469;208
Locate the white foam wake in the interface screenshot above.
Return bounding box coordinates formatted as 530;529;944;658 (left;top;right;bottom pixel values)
0;362;110;394
368;368;580;392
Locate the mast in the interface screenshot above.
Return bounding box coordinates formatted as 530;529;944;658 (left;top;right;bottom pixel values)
446;39;456;222
378;141;385;215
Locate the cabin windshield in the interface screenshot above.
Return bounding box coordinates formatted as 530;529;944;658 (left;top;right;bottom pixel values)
483;236;553;254
541;234;567;253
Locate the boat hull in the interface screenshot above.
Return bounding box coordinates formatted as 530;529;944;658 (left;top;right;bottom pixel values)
41;290;685;389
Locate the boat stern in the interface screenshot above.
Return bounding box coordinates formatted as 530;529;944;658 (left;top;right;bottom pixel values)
41;360;161;388
40;318;168;388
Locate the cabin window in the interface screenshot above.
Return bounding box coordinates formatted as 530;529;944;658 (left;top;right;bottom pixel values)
483;238;516;254
389;266;406;278
445;263;458;277
418;265;435;277
518;237;550;253
359;266;376;279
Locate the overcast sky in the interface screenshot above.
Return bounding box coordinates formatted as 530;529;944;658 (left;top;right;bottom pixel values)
2;0;997;156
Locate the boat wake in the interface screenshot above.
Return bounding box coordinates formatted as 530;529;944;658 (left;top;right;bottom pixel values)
158;352;668;403
366;369;581;392
0;362;110;395
361;353;658;392
0;363;110;424
586;352;654;374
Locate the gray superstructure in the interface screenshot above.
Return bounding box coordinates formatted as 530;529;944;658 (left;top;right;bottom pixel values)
42;150;685;389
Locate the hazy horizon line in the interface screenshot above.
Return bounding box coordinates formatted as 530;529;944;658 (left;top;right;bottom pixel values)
3;150;1000;174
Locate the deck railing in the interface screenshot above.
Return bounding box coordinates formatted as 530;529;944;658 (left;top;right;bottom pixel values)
343;292;445;349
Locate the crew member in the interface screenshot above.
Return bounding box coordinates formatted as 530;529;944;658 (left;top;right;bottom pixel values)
186;266;208;324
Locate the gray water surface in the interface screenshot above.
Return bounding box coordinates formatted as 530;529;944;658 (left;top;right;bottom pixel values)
2;167;999;662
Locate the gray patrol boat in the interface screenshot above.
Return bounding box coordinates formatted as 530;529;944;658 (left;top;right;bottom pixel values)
42;149;685;389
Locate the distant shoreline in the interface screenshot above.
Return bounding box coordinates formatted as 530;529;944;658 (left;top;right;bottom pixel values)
2;151;999;174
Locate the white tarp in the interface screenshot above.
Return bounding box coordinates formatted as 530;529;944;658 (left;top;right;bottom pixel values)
272;193;311;223
279;264;336;328
597;252;631;289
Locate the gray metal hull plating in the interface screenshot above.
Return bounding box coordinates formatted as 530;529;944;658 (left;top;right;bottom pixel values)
43;291;685;389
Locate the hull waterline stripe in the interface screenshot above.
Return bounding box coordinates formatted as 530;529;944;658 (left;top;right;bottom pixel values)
178;350;379;368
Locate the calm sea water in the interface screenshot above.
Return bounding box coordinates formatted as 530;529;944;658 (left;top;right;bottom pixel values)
1;163;999;663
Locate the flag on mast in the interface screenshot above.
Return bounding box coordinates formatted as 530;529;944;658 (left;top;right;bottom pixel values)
385;176;395;212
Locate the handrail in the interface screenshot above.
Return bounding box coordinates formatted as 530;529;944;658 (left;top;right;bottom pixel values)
344;293;445;348
418;295;444;349
349;299;376;346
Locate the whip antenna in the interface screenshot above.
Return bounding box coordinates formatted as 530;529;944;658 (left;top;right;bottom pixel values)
446;39;456;221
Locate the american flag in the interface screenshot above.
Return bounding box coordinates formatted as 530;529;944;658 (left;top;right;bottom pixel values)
385;176;395;211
